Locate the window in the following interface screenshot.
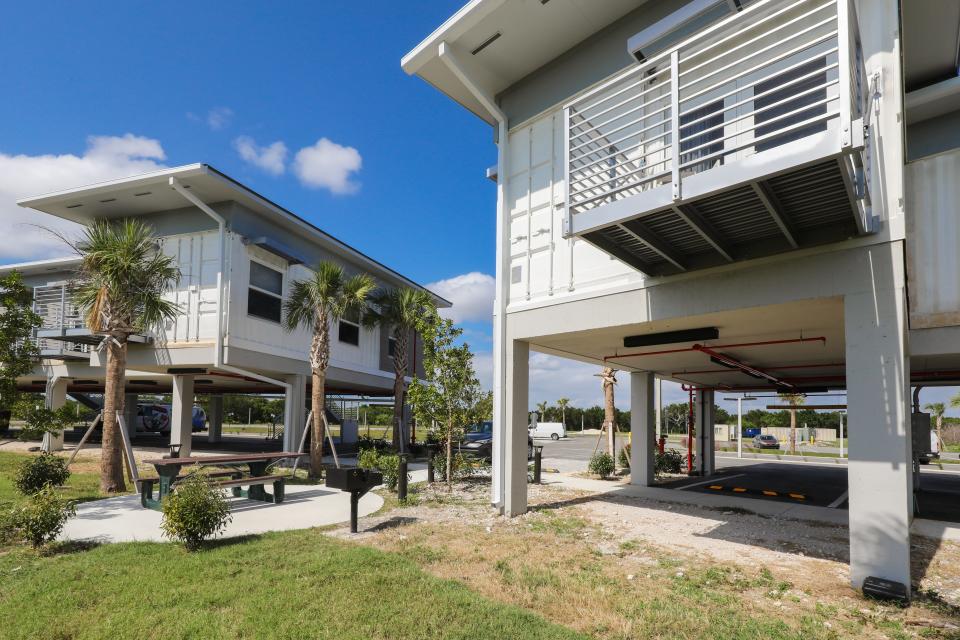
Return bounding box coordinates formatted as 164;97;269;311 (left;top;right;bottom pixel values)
339;307;360;346
680;98;724;175
248;261;283;323
388;336;397;358
754;58;827;152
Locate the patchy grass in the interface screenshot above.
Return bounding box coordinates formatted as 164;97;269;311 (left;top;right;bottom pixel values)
0;451;105;506
0;530;582;640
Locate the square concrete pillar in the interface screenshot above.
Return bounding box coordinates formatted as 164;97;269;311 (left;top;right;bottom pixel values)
845;285;912;592
503;339;529;517
170;375;195;457
42;377;68;452
282;374;307;453
207;395;224;444
694;389;715;476
630;371;656;486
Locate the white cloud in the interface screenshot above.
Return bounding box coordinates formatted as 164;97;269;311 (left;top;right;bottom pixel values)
233;136;287;176
292;138;362;195
206;107;233;130
427;272;495;324
0;134;168;261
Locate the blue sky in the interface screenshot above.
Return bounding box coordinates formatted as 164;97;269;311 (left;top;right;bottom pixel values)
1;1;957;417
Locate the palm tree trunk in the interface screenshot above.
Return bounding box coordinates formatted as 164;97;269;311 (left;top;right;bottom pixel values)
310;370;326;478
101;337;127;493
392;329;409;453
789;409;797;454
602;368;616;464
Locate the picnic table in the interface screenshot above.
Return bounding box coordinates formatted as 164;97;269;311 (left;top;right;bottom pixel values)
140;452;306;510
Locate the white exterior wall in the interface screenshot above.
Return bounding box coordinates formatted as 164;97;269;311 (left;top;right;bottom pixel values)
224;234;383;375
905;149;960;329
506;110;644;307
158;231;221;344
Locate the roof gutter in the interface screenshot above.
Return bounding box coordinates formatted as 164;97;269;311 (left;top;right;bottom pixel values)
438;40;509;510
168;177;290;392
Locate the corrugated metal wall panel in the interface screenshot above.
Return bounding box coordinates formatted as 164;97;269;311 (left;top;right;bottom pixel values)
906;150;960;328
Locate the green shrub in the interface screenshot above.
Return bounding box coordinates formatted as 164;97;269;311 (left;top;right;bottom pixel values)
161;473;232;551
655;449;683;477
588;452;615;479
0;501;17;544
434;451;480;481
12;487;76;548
14;453;71;495
618;443;631;469
358;449;405;490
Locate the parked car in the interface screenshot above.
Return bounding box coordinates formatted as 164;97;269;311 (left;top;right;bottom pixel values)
463;421;492;443
529;421;566;441
752;434;780;449
460;427;534;461
743;427;761;438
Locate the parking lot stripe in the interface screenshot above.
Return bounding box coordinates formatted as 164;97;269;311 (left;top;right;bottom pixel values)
827;490;848;508
677;474;745;490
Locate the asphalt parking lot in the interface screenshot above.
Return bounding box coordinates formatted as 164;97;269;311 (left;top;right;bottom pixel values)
541;434;960;523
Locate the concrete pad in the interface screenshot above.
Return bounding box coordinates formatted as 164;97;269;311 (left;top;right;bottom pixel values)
60;484;384;544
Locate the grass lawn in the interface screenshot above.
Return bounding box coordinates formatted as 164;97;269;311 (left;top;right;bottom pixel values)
0;530;584;640
0;451;105;506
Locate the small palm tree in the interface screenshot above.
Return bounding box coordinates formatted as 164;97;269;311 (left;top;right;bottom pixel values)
596;368;618;462
536;401;548;421
557;398;570;427
72;219;180;492
779;393;805;453
925;402;946;452
284;262;375;476
366;287;435;453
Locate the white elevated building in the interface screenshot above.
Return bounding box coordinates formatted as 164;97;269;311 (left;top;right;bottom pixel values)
404;0;960;595
4;164;448;455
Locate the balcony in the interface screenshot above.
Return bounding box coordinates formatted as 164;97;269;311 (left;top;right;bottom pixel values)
32;284;94;360
563;0;871;276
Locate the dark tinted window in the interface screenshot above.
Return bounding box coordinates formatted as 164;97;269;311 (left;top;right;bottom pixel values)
339;320;360;346
250;261;283;295
248;289;282;323
754;58;827;152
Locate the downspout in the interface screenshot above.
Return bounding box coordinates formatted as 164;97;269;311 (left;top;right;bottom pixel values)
438;41;509;508
168;177;292;392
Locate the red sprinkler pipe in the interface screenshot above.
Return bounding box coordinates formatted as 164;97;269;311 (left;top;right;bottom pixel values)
604;336;826;362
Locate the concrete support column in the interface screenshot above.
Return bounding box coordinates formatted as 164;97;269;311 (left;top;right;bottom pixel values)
42;377;68;452
207;395;224;444
630;372;656;486
845;285;912;591
123;393;138;441
170;375;195;457
282;374;307;453
503;339;529;517
694;389;715;476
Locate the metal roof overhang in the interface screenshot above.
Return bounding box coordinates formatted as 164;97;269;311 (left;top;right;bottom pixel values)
401;0;646;124
16;164;451;308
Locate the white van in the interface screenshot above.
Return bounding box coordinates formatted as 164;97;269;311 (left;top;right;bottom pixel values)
529;421;566;441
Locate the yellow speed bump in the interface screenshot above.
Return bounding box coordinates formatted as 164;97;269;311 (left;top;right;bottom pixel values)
732;487;747;493
762;490;777;496
789;493;806;500
708;485;723;490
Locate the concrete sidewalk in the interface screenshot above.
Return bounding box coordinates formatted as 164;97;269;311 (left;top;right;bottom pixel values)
61;484;384;543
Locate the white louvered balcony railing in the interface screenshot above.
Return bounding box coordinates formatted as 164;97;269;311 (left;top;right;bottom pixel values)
564;0;870;276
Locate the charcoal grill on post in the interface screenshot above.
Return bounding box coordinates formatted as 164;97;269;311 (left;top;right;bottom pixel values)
325;467;383;533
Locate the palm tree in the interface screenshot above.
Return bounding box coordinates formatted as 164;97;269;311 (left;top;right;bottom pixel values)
597;367;618;463
366;287;435;453
557;397;570;428
284;262;374;476
926;402;946;453
779;393;805;453
72;219;180;492
536;401;548;421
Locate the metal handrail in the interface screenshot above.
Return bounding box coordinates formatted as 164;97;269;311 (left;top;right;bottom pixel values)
564;0;861;219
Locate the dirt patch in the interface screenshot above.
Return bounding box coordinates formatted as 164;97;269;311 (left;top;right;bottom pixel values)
330;479;960;639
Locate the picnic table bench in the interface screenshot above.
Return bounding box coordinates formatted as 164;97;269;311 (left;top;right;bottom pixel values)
140;452;306;510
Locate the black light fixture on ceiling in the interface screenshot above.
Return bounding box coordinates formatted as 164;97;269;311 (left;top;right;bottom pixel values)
623;326;719;348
